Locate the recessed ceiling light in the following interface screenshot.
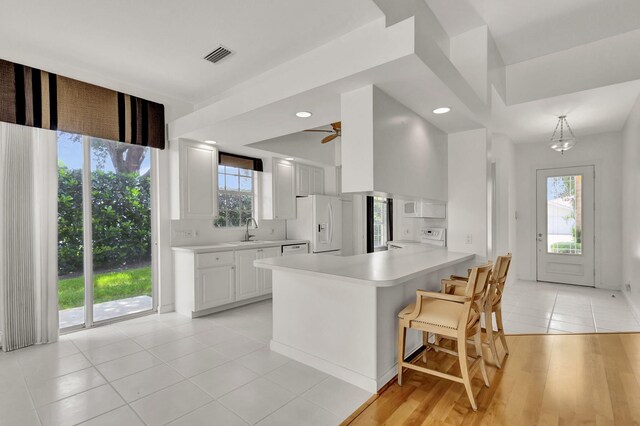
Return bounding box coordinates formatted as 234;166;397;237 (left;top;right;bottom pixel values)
432;107;451;114
295;111;312;118
204;140;217;144
285;157;295;161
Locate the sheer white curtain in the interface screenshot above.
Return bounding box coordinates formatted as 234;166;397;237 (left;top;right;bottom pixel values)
0;123;58;351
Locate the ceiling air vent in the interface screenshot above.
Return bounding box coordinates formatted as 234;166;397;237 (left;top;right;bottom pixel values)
203;46;233;64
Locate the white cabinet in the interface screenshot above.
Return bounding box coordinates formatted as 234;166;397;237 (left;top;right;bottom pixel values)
311;167;324;195
274;159;296;219
174;250;235;316
235;249;261;301
197;265;235;310
296;164;311;196
235;247;281;300
261;158;296;220
174;244;287;316
259;246;280;294
296;164;325;196
171;139;218;220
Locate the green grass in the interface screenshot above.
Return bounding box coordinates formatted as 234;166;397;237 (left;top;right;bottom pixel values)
550;242;582;254
58;266;152;310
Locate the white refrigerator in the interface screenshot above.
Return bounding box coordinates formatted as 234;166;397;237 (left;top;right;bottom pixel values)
286;195;342;255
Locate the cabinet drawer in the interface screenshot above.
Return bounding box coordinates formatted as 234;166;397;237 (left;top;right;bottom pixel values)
197;251;234;268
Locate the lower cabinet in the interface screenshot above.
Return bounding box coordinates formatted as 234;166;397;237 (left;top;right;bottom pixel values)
196;264;235;311
235;250;261;301
259;246;280;294
174;245;284;317
235;247;281;301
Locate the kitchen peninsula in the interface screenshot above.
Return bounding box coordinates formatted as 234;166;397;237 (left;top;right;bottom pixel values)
254;246;476;393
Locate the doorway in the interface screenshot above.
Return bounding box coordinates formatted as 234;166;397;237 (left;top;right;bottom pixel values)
57;132;156;330
536;166;595;286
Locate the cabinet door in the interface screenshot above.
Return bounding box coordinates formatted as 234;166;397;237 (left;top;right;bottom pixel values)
235;249;261;301
180;141;218;219
310;167;324;195
273;159;296;219
259;247;281;295
296;164;311;197
197;265;235;310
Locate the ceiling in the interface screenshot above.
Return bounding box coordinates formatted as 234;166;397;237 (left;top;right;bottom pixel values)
467;0;640;65
491;79;640;144
0;0;382;105
247;125;338;166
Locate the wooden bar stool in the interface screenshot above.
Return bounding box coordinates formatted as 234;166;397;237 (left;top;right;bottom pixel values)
397;263;493;411
443;253;512;368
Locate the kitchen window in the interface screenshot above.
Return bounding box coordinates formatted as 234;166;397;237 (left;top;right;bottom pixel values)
214;152;263;228
214;166;255;227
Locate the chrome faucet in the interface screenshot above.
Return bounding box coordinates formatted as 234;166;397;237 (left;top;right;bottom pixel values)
244;217;258;241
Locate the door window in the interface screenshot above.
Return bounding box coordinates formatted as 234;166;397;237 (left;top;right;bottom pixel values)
546;175;582;255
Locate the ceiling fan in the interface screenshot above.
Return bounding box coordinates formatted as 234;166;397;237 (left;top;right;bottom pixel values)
304;122;341;144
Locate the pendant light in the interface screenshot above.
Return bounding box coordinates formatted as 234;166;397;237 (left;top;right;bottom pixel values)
549;115;576;154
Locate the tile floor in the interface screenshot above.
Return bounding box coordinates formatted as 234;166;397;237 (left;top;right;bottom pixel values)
0;301;371;426
501;280;640;334
4;280;639;425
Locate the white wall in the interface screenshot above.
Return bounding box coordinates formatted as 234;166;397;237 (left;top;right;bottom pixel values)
372;87;448;201
341;85;448;201
447;129;488;258
491;133;517;259
450;26;488;103
622;96;640;300
170;218;286;247
514;132;623;289
341;86;375;194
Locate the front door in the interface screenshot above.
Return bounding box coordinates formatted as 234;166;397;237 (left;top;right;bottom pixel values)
536;166;595;286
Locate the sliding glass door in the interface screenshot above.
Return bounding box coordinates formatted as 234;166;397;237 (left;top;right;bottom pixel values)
57;133;155;330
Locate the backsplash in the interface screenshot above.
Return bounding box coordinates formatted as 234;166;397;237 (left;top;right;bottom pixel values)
171;218;287;246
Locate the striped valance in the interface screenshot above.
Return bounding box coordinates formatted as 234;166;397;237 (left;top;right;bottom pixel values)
0;59;165;149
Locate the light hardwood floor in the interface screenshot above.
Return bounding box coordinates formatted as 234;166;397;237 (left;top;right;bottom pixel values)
342;333;640;425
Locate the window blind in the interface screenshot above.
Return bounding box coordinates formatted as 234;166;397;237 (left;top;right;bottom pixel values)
218;152;263;172
0;58;165;149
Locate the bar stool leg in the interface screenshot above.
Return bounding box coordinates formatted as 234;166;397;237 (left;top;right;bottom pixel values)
458;332;477;411
495;308;509;355
485;310;502;368
397;322;406;386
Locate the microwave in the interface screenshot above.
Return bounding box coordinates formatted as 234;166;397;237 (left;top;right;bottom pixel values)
403;201;446;218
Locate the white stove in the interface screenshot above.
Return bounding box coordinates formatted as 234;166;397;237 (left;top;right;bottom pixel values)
388;228;447;249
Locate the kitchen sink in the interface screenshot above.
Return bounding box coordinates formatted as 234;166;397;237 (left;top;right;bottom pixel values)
234;240;266;245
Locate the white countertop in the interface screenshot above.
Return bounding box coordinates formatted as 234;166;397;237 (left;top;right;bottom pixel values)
172;239;309;253
254;246;475;287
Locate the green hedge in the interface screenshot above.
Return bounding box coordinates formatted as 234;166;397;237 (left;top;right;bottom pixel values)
58;166;151;276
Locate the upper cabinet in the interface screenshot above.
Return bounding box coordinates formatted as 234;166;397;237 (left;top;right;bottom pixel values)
296;164;324;197
171;139;218;220
260;158;296;220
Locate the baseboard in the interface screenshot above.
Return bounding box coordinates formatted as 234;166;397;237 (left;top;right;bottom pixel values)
270;340;421;394
192;295;272;318
158;304;175;314
622;289;640;323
